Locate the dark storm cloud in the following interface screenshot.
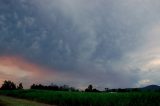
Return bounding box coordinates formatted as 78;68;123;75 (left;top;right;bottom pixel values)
1;0;160;88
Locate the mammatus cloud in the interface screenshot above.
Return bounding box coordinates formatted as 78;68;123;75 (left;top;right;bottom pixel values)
0;0;160;89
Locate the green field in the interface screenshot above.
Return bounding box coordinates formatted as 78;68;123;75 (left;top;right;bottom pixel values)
0;90;160;106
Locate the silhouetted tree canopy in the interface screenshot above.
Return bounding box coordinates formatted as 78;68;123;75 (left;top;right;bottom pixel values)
0;80;151;92
17;83;23;89
30;83;78;91
1;80;16;90
105;88;109;92
85;84;92;92
85;84;99;92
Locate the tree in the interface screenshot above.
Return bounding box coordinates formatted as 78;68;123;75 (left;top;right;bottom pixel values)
17;83;23;89
85;84;93;92
105;88;109;92
30;84;36;89
92;88;99;92
1;80;16;90
88;85;93;91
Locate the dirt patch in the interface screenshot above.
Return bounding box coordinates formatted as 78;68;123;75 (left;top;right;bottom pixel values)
0;96;56;106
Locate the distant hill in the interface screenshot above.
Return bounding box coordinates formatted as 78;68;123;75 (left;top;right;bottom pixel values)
141;85;160;90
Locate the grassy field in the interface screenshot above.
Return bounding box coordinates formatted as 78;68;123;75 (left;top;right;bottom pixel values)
0;90;160;106
0;95;54;106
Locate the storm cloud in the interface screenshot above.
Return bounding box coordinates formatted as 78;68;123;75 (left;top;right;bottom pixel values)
0;0;160;89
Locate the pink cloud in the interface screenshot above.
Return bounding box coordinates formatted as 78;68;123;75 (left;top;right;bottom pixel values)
0;55;61;88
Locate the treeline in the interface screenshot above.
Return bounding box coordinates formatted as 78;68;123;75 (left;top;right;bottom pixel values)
0;81;98;92
0;80;23;90
1;80;160;92
30;84;79;91
104;88;140;92
0;80;79;91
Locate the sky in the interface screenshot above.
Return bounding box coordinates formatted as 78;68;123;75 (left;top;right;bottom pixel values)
0;0;160;89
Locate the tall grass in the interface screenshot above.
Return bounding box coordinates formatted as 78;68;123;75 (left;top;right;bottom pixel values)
0;90;160;106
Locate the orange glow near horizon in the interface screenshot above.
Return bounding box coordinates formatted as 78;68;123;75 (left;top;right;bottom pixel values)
0;55;58;88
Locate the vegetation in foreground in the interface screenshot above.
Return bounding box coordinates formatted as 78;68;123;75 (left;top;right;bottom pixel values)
0;80;160;106
0;90;160;106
